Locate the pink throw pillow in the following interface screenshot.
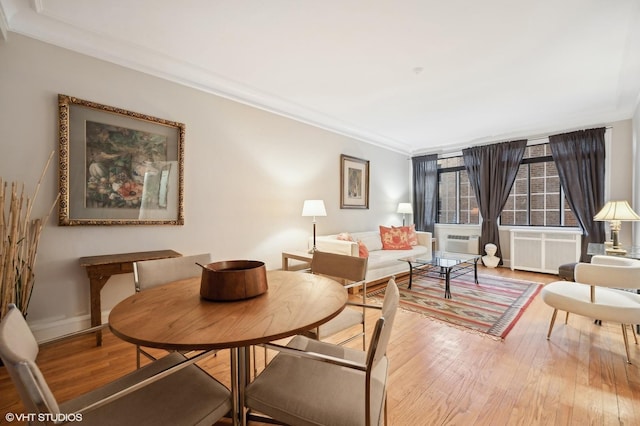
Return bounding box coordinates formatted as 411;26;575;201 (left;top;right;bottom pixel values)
379;225;412;250
358;240;369;258
337;232;354;241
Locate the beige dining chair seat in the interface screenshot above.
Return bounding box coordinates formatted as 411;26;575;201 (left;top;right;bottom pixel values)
246;278;399;426
0;304;232;426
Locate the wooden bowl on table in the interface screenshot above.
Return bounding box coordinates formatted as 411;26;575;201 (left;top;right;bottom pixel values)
199;260;268;301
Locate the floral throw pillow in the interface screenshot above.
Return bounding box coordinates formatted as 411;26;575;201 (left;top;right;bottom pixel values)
392;224;418;246
379;225;412;250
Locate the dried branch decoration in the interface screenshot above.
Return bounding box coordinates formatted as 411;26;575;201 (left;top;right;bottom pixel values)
1;151;59;318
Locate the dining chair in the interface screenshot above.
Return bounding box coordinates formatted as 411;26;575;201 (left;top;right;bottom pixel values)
133;252;211;292
245;277;399;426
307;250;369;349
0;304;232;426
133;253;212;367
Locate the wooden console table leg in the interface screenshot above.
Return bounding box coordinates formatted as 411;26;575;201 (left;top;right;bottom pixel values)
89;275;110;346
80;250;183;347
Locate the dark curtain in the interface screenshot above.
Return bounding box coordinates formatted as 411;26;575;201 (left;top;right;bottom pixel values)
549;128;606;262
412;154;438;234
463;140;527;264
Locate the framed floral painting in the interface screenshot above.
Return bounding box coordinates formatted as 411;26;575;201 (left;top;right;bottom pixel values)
340;154;369;209
58;94;185;225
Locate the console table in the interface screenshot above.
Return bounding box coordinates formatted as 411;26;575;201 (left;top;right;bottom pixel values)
79;249;181;345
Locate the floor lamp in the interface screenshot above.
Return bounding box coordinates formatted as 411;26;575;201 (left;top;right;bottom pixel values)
397;203;413;226
302;200;327;253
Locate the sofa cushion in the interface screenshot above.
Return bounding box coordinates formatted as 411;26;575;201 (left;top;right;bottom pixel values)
356;232;383;251
310;230;432;283
365;244;429;282
379;226;412;250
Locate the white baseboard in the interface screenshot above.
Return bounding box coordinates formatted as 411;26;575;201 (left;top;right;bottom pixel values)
28;311;110;343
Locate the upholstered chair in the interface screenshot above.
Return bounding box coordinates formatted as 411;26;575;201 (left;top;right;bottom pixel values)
245;278;399;425
541;255;640;363
0;304;232;425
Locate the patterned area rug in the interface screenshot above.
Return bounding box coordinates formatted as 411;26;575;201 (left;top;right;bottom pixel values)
368;273;542;340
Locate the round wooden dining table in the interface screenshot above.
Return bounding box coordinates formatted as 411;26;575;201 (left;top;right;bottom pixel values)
109;270;347;426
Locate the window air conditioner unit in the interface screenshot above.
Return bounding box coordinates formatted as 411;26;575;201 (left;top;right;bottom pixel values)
445;235;480;254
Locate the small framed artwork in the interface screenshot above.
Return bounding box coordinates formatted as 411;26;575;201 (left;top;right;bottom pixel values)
340;154;369;209
58;94;185;225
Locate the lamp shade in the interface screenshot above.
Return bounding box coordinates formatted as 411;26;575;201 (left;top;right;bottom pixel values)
397;203;413;214
593;200;640;221
301;200;327;217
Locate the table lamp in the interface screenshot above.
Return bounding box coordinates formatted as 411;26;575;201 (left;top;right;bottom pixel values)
302;200;327;253
397;203;413;226
593;200;640;254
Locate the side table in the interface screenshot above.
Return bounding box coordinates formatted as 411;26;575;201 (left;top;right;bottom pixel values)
281;250;313;271
79;249;181;345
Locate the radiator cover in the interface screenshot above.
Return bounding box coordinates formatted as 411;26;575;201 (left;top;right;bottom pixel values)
509;229;581;274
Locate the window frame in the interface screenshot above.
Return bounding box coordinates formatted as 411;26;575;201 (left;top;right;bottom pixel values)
435;145;578;228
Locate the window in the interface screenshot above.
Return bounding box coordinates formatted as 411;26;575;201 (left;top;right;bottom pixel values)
500;144;578;226
437;157;479;224
436;144;578;227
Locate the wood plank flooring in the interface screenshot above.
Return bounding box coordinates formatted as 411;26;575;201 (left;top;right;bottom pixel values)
1;266;639;425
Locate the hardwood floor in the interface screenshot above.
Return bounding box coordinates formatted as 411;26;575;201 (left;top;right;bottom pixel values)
1;266;639;425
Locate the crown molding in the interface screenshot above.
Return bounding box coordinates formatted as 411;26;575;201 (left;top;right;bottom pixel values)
2;0;412;155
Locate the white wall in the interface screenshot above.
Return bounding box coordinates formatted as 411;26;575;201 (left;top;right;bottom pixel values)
633;99;640;244
607;120;635;247
0;34;411;339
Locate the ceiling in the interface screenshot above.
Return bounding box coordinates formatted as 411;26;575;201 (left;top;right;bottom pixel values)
2;0;640;155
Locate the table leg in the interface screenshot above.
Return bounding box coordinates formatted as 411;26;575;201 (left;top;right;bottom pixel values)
89;275;109;346
407;261;413;289
230;348;239;426
474;258;479;284
232;347;250;426
240;347;249;426
445;268;452;299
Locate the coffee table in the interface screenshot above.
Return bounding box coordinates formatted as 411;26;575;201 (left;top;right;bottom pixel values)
400;252;480;299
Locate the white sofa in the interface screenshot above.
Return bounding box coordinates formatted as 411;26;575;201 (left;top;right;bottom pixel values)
309;230;432;284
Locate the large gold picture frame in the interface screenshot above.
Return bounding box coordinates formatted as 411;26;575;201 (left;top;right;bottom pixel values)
58;94;185;225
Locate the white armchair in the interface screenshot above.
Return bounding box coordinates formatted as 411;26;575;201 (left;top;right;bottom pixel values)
541;255;640;363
